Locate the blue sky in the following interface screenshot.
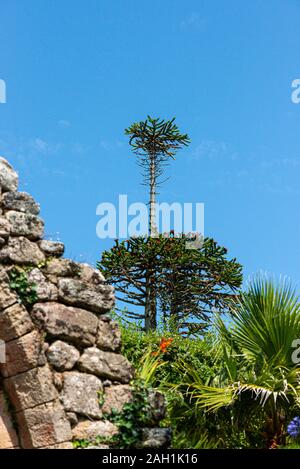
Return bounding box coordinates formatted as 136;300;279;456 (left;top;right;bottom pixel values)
1;0;300;288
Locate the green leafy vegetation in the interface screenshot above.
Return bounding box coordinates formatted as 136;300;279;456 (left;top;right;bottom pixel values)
105;380;151;449
117;278;300;449
8;266;38;307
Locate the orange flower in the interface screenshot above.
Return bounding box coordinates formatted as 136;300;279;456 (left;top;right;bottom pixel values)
159;337;174;353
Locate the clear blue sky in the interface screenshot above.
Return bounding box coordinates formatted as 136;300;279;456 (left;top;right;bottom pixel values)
1;0;300;288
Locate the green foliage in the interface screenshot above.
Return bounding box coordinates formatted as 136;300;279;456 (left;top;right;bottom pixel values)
72;439;90;449
227;277;300;367
118;317;220;386
280;443;300;449
72;435;112;449
118;318;226;448
117;277;300;448
9;267;38;307
137;350;168;386
125;116;190;160
83;373;157;449
107;380;150;449
98;235;242;333
168;277;300;448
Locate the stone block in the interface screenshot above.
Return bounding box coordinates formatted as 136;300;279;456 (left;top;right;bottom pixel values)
58;278;115;314
0;302;34;342
0;267;18;310
102;385;132;414
31;302;98;346
27;268;58;301
4;365;58;411
0;391;19;449
6;210;44;240
0;157;18;192
0;237;45;265
0;330;45;377
16;400;72;448
78;348;134;384
46;340;80;371
38;240;65;257
97;317;121;352
72;420;117;441
1;191;40;215
61;371;103;419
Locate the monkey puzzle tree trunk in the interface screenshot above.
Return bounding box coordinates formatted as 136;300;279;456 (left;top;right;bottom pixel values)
149;152;157;238
145;271;157;331
169;271;179;331
144;151;157;331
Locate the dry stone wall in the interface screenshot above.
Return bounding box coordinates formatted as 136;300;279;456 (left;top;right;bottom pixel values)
0;157;170;449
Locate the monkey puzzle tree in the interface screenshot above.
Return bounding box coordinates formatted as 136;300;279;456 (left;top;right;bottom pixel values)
124;116;190;330
98;234;243;333
98;116;242;332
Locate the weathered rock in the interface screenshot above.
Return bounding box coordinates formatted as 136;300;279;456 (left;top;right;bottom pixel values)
85;444;110;449
140;428;172;448
102;379;112;387
0;302;34;342
102;385;132;414
43;342;49;352
0;267;18;310
1;191;40;215
6;211;44;240
16;400;72;448
147;390;166;424
61;372;103;419
38;240;65;257
78;348;134;384
0;217;10;238
58;278;115;314
1;330;45;377
65;412;78;427
97;317;121;351
0;157;18;192
52;371;64;390
31;302;98;346
78;263;106;284
4;365;58;411
44;442;74;449
72;420;118;441
42;258;81;279
27;268;58;301
46;340;79;371
0;391;19;449
0;237;45;265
